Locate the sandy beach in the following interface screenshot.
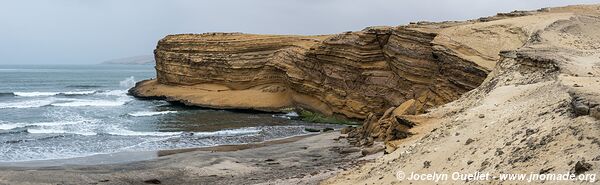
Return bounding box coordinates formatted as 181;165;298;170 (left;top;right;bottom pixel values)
0;132;367;185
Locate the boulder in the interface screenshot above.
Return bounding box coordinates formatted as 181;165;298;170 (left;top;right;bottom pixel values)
392;99;417;117
590;106;600;120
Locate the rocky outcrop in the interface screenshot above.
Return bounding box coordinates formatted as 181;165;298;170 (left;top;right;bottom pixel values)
131;24;493;119
325;5;600;185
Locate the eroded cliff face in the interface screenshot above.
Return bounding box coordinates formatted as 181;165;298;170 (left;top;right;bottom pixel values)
325;5;600;185
131;23;497;119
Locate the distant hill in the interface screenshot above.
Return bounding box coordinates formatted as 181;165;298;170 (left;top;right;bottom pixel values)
101;55;155;65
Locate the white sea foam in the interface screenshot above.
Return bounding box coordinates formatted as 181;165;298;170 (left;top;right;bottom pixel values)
51;97;131;107
285;112;299;117
27;128;97;136
106;127;261;137
31;120;87;127
107;130;183;136
0;123;21;130
272;111;299;119
60;91;97;95
97;90;128;96
119;76;136;88
12;91;98;97
51;100;124;107
194;128;262;137
0;99;54;109
128;111;178;117
13;92;59;97
0;120;89;130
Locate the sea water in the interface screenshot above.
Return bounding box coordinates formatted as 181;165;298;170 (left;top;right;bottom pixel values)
0;65;332;162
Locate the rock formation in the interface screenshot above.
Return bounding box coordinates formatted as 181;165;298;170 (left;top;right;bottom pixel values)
325;4;600;185
130;5;582;145
130;6;600;184
130;22;497;120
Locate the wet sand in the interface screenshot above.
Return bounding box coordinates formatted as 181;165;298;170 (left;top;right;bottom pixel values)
0;132;366;185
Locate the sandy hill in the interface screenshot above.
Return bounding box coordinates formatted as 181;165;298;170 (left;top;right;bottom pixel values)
324;4;600;185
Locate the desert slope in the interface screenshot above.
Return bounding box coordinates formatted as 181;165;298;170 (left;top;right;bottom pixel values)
324;4;600;185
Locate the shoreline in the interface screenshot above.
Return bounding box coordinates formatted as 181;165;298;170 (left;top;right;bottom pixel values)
0;131;368;185
157;133;316;157
0;133;318;168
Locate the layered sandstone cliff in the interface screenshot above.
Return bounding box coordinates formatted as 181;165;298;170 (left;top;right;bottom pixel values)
129;19;518;119
325;5;600;185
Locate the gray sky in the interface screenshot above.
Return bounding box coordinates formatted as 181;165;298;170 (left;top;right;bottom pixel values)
1;0;599;65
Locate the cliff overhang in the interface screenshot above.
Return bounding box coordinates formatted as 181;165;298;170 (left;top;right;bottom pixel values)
130;22;515;119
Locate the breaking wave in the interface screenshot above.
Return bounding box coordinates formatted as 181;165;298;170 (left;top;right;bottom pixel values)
96;90;128;96
105;127;261;137
0;96;131;109
50;97;131;107
0;99;54;109
0;120;94;130
26;128;97;136
106;130;183;136
194;128;262;137
272;112;300;119
13;92;60;97
128;111;178;117
119;76;136;88
8;90;108;97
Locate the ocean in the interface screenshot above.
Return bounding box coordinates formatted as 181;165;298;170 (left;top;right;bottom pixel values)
0;65;331;162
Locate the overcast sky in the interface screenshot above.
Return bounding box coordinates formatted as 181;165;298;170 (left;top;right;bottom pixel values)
1;0;599;65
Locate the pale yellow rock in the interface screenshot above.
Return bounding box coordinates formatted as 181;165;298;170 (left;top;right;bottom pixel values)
131;23;492;119
323;5;600;185
392;99;416;116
